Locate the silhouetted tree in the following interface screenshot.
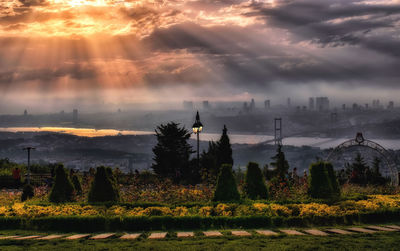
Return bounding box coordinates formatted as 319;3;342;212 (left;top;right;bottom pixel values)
200;141;218;184
213;164;240;202
88;166;119;203
217;125;233;167
200;125;234;184
49;164;75;203
308;161;336;199
152;122;194;183
349;153;369;185
268;145;290;180
243;162;269;200
71;175;82;195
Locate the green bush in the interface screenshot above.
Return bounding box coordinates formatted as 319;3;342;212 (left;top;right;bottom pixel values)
1;208;400;232
49;165;75;203
71;175;82;194
325;162;340;197
213;164;240;202
243;162;269;200
308;161;334;199
88;166;120;203
21;184;34;202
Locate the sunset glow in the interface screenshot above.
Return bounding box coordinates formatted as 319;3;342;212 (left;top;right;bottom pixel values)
0;0;399;112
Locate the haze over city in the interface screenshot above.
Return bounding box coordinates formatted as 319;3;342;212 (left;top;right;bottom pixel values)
0;0;399;113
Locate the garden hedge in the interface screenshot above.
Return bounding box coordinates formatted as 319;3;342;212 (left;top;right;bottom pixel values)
1;209;400;232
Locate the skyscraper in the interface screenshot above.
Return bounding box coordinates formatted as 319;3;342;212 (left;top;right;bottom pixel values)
73;109;78;124
315;97;329;111
309;97;314;110
264;99;270;109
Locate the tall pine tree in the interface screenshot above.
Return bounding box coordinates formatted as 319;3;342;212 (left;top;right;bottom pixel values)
217;125;233;167
200;125;234;184
269;145;289;180
152;122;194;183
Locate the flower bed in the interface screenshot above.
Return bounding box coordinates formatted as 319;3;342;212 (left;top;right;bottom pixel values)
0;195;399;218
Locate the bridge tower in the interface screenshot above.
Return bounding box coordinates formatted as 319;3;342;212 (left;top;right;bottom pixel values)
274;118;282;146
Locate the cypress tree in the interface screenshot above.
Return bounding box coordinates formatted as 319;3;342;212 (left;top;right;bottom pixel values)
243;162;269;200
213;164;240;202
217;125;233;167
49;165;75;203
308;161;334;199
88;166;119;203
325;162;340;197
71;175;82;195
269;145;289;180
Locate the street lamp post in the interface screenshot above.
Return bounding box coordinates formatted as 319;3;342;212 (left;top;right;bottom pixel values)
23;147;35;185
192;111;203;169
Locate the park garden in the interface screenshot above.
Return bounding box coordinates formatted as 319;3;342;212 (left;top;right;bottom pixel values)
0;122;399;232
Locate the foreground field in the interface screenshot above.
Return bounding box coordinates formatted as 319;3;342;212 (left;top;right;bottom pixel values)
0;228;399;251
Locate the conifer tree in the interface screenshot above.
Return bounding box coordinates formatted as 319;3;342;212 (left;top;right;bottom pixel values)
243;162;269;200
71;175;82;195
213;164;240;202
152;122;193;183
88;166;119;203
269;145;289;180
308;161;334;199
217;125;233;167
49;164;75;203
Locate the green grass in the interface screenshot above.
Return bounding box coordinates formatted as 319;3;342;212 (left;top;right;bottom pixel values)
0;229;399;250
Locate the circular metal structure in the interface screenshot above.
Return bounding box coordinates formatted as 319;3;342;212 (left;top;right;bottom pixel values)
326;133;399;186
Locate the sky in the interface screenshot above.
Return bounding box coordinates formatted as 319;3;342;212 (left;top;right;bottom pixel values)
0;0;399;112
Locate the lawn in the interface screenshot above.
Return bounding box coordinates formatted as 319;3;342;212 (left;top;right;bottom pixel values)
0;229;399;250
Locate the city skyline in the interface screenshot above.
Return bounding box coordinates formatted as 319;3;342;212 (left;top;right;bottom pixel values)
0;0;399;112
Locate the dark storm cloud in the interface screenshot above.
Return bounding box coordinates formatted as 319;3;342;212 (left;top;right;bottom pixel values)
140;18;400;89
246;0;400;56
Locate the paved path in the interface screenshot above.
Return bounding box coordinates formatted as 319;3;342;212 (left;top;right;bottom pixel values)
0;224;398;241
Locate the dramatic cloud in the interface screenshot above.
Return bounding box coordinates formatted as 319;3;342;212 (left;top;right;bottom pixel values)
0;0;399;110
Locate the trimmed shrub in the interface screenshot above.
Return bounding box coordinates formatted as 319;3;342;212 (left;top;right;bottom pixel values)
325;162;340;197
21;184;34;202
213;164;240;202
243;162;269;200
308;161;334;199
49;165;75;203
88;166;119;203
71;175;82;194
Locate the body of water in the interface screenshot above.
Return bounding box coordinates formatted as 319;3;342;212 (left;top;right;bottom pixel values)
0;127;399;150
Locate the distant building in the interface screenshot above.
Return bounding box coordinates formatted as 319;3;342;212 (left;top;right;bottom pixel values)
342;104;346;111
372;99;381;109
264;100;270;109
388;101;394;110
315;97;329;111
202;101;210;110
249;98;255;110
287;97;291;107
24;109;28;116
365;104;369;109
352;103;359;111
73;109;78;124
183;101;194;110
243;102;248;110
308;97;314;110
